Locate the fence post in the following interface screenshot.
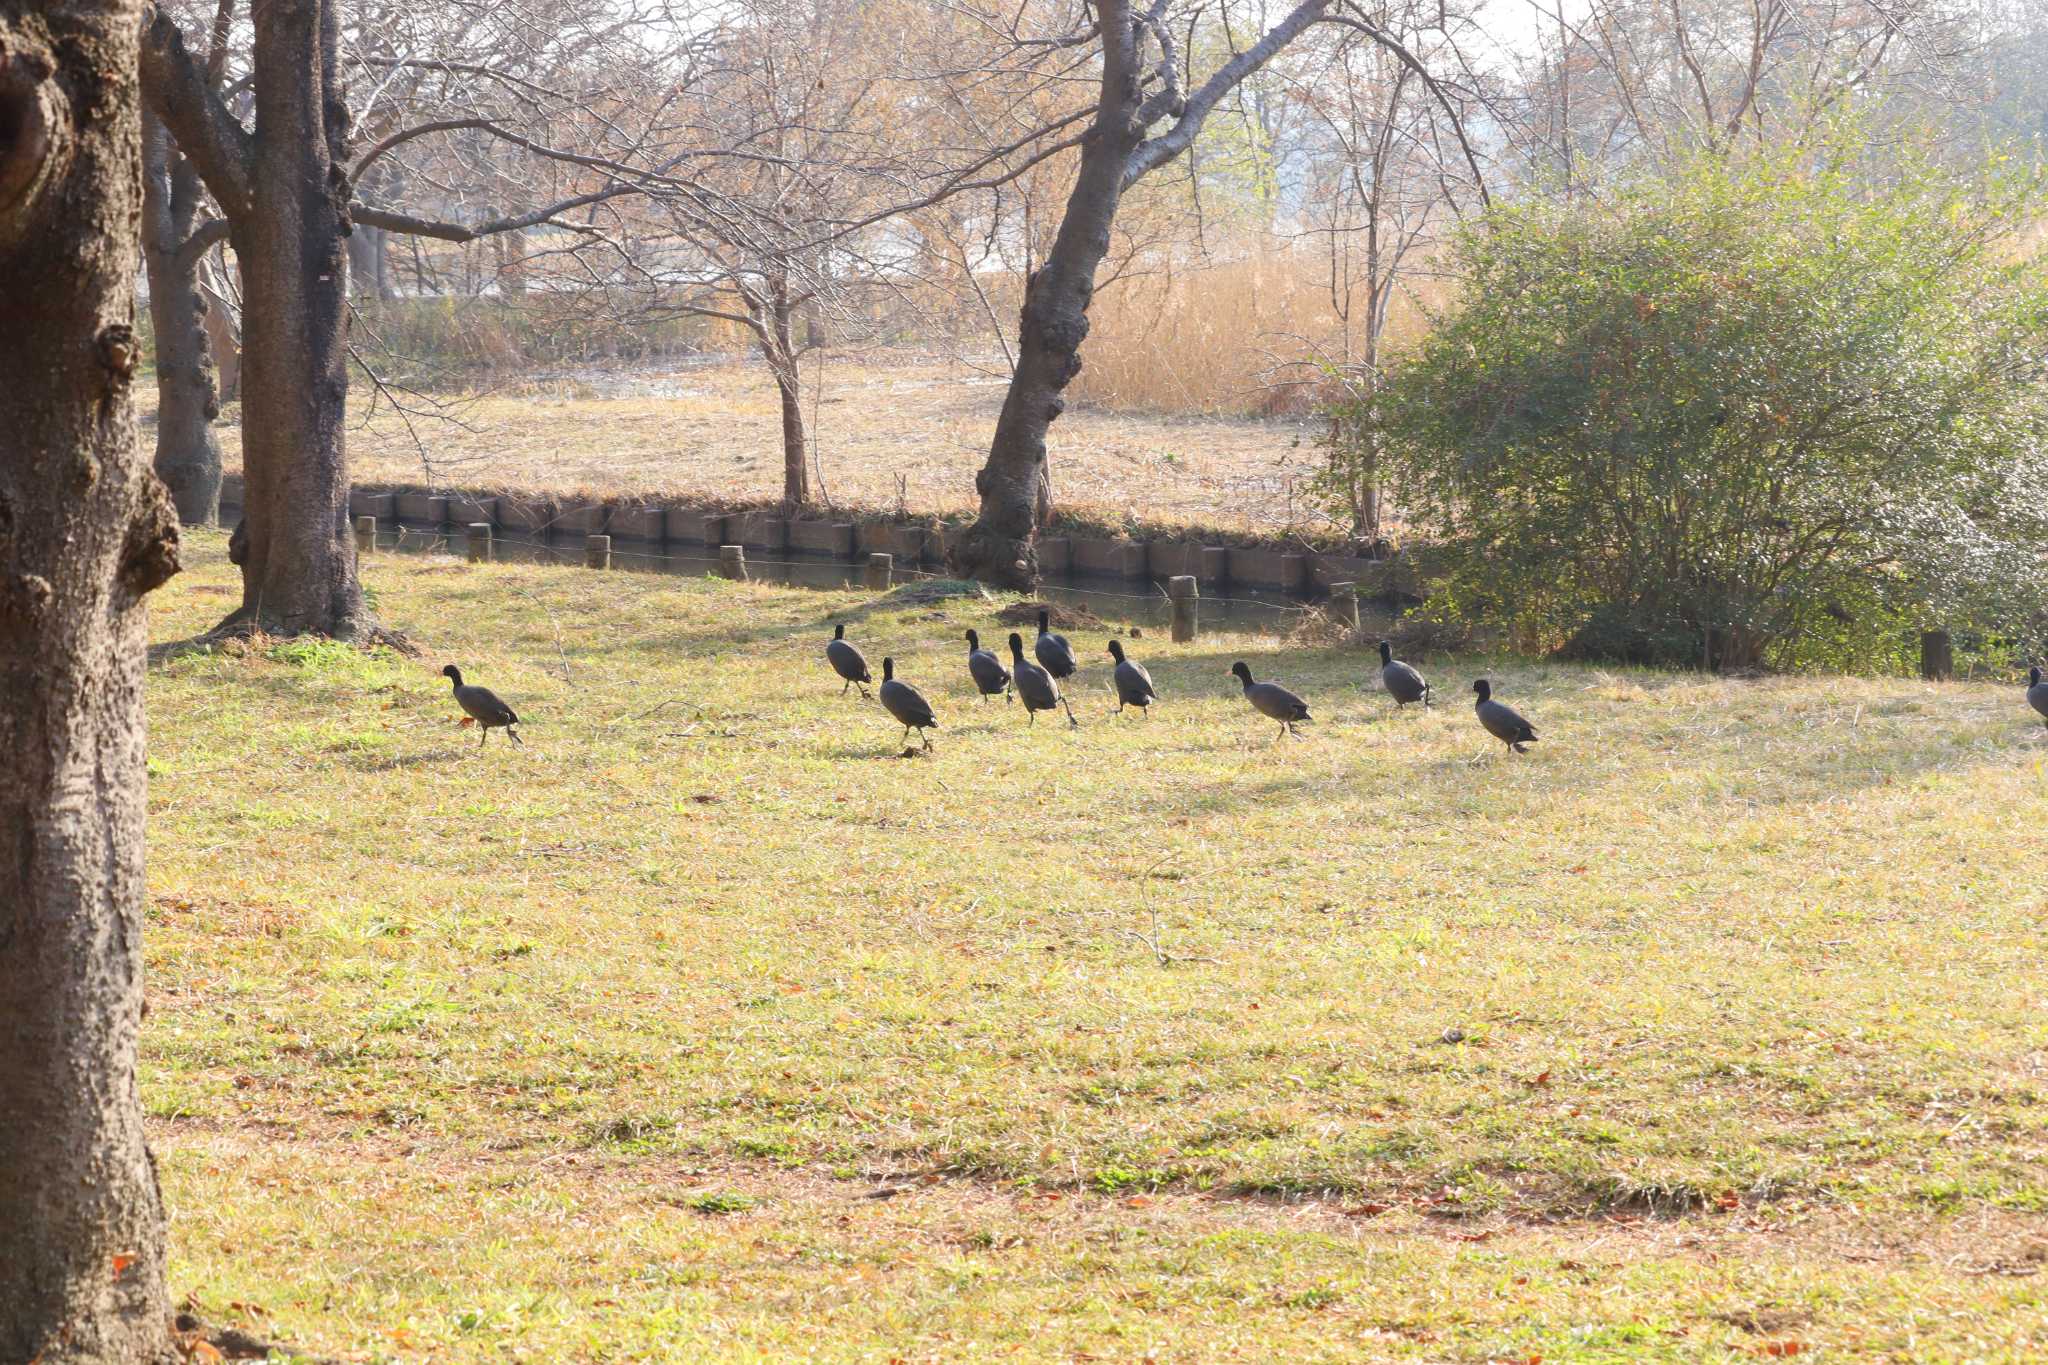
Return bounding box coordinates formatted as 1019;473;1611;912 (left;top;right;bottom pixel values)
865;552;893;590
1920;630;1953;681
466;523;492;563
585;534;611;570
1168;575;1199;643
355;515;376;554
1326;581;1359;631
719;545;748;581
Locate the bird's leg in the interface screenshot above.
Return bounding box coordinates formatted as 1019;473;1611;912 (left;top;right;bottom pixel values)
1027;709;1037;726
841;679;851;696
478;727;489;748
900;724;912;746
509;728;523;747
921;729;934;752
1062;696;1078;728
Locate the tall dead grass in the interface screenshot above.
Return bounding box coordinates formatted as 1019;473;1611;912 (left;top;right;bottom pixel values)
1071;244;1444;417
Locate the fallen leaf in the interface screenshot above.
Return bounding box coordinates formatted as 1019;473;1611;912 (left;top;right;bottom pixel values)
111;1252;135;1281
1759;1343;1804;1358
457;716;475;727
1717;1190;1742;1211
1531;1070;1552;1087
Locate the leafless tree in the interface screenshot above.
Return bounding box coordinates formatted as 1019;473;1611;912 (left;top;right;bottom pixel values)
910;0;1484;586
140;0;734;638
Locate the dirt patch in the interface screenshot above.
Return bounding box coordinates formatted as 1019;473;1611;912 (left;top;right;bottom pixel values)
996;600;1108;631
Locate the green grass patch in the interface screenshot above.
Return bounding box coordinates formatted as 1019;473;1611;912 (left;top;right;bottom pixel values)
145;530;2048;1360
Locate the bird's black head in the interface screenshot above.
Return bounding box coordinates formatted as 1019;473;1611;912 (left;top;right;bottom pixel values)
833;622;845;640
1008;631;1026;657
1378;640;1393;665
442;664;462;683
965;628;980;650
882;656;895;681
1472;678;1491;700
1037;609;1051;633
1231;660;1252;683
2034;666;2043;687
1107;639;1125;662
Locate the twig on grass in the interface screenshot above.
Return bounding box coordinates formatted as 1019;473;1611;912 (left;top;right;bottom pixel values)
507;585;575;683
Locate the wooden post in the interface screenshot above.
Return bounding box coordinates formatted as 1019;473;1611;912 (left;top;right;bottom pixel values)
1920;630;1953;682
1168;575;1199;643
355;515;376;554
466;523;492;563
719;545;748;581
865;552;893;590
585;534;611;570
1326;581;1359;630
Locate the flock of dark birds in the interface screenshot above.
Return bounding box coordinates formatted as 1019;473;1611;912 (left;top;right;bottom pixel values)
440;619;2048;754
831;608;1523;753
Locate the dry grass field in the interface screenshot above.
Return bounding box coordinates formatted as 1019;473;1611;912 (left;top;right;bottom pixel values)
143;532;2048;1361
153;350;1332;534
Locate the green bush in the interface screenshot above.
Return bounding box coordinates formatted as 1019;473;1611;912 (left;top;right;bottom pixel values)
1365;136;2048;672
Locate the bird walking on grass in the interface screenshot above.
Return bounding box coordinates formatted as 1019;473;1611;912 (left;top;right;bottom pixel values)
879;657;938;751
1231;661;1310;740
826;622;873;698
1035;609;1077;680
1010;632;1077;727
1472;678;1537;754
442;665;521;747
1379;640;1430;709
1107;639;1157;717
2029;666;2048;728
965;629;1012;703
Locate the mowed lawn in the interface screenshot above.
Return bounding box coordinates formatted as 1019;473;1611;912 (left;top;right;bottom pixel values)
146;531;2048;1361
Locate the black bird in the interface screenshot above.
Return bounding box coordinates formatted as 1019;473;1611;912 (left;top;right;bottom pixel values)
1034;609;1077;680
1009;632;1077;727
1472;678;1538;754
442;665;521;747
1378;640;1431;709
826;622;872;698
1106;639;1157;717
2029;666;2048;727
1230;661;1311;739
965;628;1012;703
879;657;938;751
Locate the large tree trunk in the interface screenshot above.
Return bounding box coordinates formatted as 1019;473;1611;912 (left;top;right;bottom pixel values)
142;112;225;526
227;0;372;638
949;17;1144;588
0;1;183;1359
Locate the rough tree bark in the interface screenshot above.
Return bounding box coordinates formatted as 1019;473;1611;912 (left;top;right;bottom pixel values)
142;111;225;526
229;0;368;636
946;9;1148;589
0;0;184;1359
143;0;372;638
